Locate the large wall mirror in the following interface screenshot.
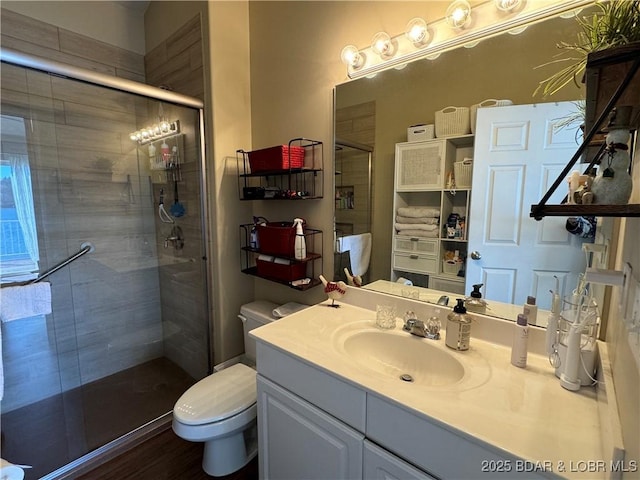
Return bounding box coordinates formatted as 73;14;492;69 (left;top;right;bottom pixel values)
334;5;615;328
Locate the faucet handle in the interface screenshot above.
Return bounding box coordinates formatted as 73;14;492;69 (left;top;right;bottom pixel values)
403;311;418;331
425;317;441;340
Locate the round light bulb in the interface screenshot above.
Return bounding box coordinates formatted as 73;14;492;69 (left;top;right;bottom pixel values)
446;0;472;29
494;0;522;12
340;45;363;69
405;18;429;46
371;32;393;58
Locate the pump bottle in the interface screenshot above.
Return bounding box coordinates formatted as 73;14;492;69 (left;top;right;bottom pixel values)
465;283;487;314
523;296;538;325
445;299;471;351
511;314;529;368
293;218;306;260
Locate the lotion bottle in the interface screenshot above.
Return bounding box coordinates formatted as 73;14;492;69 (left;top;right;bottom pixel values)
523;296;538;325
293;218;306;260
511;314;529;368
445;299;471;351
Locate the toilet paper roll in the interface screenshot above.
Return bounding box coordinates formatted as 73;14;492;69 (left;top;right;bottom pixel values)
0;458;26;480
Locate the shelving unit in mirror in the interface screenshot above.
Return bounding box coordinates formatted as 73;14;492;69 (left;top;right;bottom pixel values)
391;134;473;295
236;138;323;201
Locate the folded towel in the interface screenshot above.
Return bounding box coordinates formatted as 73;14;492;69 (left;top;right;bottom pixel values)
397;207;440;218
395;229;439;238
0;283;52;323
395;215;439;224
394;223;438;231
272;302;309;318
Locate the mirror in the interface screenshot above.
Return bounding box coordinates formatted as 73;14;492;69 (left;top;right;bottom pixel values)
334;7;614;325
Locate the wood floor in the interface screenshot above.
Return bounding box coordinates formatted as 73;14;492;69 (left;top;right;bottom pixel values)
77;426;259;480
1;357;196;479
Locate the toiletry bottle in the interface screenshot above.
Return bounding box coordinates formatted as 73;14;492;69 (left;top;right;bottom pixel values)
465;283;487;314
511;313;529;368
523;296;538;325
445;299;471;351
293;218;306;260
161;141;170;163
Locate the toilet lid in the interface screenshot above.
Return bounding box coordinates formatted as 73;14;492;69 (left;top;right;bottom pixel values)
174;363;256;425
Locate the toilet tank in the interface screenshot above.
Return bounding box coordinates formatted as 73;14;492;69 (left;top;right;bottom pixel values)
239;300;279;363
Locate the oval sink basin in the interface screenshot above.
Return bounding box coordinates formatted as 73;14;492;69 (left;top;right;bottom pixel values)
341;330;465;387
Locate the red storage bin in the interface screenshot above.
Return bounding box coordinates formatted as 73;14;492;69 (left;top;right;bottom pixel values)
256;259;306;282
248;145;305;173
256;222;297;257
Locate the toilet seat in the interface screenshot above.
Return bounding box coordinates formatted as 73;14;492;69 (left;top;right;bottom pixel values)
174;363;256;425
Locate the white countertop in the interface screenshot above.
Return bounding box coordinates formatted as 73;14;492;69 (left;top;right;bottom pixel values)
251;295;609;479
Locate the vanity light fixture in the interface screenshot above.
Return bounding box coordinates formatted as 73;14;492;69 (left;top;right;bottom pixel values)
445;0;472;29
340;0;595;80
130;120;180;145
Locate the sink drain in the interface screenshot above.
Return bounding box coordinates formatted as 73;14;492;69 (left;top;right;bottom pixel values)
399;373;414;382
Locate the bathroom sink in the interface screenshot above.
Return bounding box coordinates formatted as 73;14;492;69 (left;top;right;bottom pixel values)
340;330;465;387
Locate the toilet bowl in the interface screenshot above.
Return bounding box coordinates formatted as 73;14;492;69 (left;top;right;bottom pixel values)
172;300;279;477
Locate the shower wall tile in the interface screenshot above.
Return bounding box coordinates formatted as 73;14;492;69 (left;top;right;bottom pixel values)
58;28;144;77
0;8;59;50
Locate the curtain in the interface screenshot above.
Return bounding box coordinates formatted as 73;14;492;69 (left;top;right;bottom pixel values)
8;154;39;266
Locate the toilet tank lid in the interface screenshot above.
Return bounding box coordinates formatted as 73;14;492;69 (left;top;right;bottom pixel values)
174;363;256;425
240;300;279;325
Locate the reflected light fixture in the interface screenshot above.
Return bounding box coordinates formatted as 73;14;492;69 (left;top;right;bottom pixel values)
405;17;429;46
340;0;595;80
371;32;394;58
446;0;472;29
130;120;180;145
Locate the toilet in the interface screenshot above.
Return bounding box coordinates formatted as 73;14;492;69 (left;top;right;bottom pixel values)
172;300;279;477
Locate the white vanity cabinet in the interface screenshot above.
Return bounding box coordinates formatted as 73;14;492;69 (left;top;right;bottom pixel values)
392;135;473;293
364;440;437;480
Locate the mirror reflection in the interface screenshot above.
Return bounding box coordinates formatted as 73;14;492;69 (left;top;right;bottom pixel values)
334;8;613;325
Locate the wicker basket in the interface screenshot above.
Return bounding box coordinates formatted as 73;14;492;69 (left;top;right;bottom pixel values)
442;260;462;275
435;106;471;137
454;159;473;188
470;99;513;133
248;145;305;173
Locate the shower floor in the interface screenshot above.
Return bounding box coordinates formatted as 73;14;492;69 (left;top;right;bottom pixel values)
0;357;197;479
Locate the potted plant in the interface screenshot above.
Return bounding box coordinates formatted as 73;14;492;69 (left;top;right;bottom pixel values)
534;0;640;99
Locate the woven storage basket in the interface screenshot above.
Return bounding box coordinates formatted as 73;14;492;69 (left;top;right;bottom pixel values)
442;260;462;275
454;159;473;188
256;259;306;282
470;99;513;133
248;145;305;173
435;106;471;137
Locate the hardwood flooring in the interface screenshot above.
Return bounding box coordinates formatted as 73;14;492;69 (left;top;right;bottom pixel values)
1;357;196;479
77;426;259;480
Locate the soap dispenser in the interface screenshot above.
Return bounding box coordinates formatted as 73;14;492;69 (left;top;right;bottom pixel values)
465;283;487;314
445;298;472;351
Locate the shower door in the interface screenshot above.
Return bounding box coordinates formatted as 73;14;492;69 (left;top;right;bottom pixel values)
0;61;210;479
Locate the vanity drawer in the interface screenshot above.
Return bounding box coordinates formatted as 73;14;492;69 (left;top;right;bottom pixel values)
394;236;438;255
393;252;437;274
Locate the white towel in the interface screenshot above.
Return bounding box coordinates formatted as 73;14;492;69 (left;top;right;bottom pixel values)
394;223;438;232
395;229;440;238
395;215;439;224
0;283;52;322
344;233;372;277
272;302;310;318
397;207;440;218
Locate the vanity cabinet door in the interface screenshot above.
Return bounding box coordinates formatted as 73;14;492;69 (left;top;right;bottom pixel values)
364;440;437;480
257;375;364;480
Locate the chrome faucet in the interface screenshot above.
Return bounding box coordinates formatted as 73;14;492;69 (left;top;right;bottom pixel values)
403;314;441;340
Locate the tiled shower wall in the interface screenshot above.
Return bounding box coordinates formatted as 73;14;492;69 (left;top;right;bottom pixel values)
0;9;208;411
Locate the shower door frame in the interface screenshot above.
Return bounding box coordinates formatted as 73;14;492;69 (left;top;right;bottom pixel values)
0;47;214;479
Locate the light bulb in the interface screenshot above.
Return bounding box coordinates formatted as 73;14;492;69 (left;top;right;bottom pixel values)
405;18;429;46
371;32;394;58
130;133;138;141
340;45;363;69
446;0;472;29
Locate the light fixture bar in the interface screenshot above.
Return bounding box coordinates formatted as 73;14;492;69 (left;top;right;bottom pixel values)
344;0;595;79
130;120;180;145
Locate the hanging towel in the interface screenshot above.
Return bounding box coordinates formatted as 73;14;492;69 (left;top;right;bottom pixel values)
346;233;372;277
0;283;52;322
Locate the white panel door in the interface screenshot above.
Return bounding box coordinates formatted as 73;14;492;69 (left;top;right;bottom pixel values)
467;102;588;310
257;375;364;480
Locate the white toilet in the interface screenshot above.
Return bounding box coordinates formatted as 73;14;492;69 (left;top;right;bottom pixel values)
172;300;278;477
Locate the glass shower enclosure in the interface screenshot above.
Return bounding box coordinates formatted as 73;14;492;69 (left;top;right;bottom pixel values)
0;50;210;479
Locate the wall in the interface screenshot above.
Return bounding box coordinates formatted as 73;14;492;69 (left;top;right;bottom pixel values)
247;0;639;470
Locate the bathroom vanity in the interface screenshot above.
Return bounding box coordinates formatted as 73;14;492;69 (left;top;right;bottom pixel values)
251;287;622;480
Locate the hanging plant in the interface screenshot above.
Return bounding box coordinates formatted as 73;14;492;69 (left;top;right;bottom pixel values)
534;0;640;98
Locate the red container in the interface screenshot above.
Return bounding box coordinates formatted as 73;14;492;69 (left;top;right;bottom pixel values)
256;222;296;257
256;259;306;282
248;145;305;173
